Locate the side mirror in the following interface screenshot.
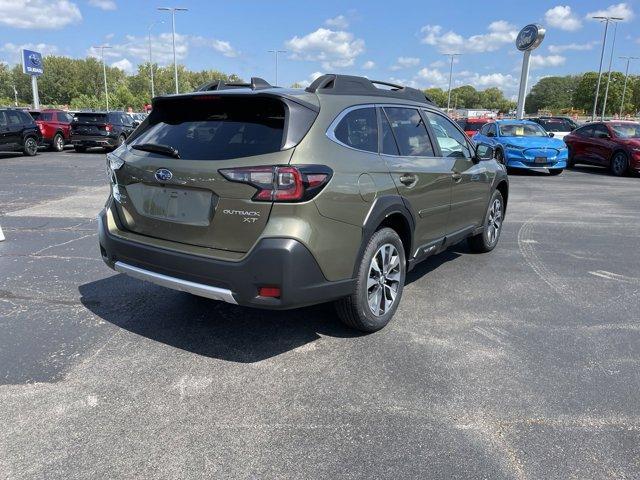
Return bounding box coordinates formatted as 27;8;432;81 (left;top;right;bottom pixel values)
476;144;494;161
548;132;555;137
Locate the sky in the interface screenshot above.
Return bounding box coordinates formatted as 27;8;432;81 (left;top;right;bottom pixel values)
0;0;638;99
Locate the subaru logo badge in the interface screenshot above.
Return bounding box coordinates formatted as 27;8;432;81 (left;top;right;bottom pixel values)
155;168;173;182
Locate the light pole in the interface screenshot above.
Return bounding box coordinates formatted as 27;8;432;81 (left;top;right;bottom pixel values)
601;20;621;120
591;16;622;121
268;49;287;86
618;56;638;117
158;7;188;94
93;45;112;111
444;53;461;113
148;20;164;98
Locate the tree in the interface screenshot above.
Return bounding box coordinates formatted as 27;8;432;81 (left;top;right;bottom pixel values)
573;71;627;117
424;87;447;107
525;75;582;114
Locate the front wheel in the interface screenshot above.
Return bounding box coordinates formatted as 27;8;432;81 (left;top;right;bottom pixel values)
468;190;504;253
610;152;628;177
335;228;406;332
549;168;563;175
495;148;507;166
23;137;38;156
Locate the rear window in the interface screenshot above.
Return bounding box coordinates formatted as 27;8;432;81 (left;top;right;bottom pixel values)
536;118;574;132
462;120;488;132
30;111;41;120
130;97;286;160
73;113;107;123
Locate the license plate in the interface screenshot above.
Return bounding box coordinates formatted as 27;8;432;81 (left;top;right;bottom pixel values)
534;157;547;164
132;184;213;226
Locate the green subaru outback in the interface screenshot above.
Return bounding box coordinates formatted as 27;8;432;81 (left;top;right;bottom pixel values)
99;74;508;332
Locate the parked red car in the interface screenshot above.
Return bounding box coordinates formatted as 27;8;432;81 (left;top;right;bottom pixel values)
29;109;73;152
457;117;491;137
564;121;640;176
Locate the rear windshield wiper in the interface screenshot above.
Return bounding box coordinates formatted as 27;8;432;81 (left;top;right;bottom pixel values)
131;143;180;159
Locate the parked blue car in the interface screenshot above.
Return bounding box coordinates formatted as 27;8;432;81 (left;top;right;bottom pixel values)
472;120;568;175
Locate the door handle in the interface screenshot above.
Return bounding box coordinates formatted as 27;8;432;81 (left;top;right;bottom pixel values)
399;174;417;186
452;172;462;183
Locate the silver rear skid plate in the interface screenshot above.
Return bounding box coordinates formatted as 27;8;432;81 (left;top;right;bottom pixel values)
114;261;238;304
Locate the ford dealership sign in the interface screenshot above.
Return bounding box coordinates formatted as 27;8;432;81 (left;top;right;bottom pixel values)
22;49;44;76
516;24;545;52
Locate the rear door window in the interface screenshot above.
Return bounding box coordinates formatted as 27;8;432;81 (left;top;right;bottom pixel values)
40;112;54;121
383;107;434;157
130;96;286;160
333;107;378;153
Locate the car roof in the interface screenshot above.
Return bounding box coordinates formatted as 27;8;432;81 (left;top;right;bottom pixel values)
495;119;539;125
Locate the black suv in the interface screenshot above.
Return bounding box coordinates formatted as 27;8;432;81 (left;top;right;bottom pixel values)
71;111;136;152
0;108;42;156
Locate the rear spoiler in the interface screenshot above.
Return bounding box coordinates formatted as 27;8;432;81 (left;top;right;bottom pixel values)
196;77;273;92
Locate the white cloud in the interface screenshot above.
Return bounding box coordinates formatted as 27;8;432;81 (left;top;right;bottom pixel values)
325;15;349;29
0;0;82;29
421;20;517;53
586;3;634;22
529;54;566;69
293;71;324;88
88;0;116;10
362;60;375;70
545;6;582;31
391;56;420;70
461;72;518;92
1;42;59;58
87;33;238;65
285;27;365;69
111;58;133;73
548;42;597;53
429;60;445;68
416;67;449;87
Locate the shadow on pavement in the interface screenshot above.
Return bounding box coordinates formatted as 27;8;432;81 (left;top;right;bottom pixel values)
78;273;360;363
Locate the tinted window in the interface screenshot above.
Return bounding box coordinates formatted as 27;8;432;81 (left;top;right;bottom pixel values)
30;111;41;120
383;107;434;157
380;109;399;155
130;96;285;161
6;111;22;126
334;107;377;153
537;118;575;132
424;111;472;159
463;120;488;132
40;112;54;121
20;111;35;124
593;125;610;139
74;113;108;124
0;112;6;126
574;125;593;137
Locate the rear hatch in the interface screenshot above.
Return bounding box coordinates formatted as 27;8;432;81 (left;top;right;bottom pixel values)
71;112;110;136
109;92;318;253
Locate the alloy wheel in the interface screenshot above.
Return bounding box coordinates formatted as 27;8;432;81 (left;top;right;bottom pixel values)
612;153;626;176
367;243;401;316
25;138;37;155
486;197;503;246
55;135;64;151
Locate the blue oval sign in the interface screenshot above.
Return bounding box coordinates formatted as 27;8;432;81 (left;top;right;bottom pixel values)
516;24;545;52
155;168;173;182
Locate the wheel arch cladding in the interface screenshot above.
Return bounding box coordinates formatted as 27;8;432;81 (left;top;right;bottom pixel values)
496;180;509;213
353;196;415;277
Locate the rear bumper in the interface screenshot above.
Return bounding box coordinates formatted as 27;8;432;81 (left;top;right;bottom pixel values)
72;135;117;147
98;209;355;309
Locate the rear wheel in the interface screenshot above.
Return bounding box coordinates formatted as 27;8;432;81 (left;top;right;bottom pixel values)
51;133;64;152
74;145;86;153
549;168;563;175
610;151;628;177
23;137;38;156
567;146;575;168
335;228;406;332
468;190;504;253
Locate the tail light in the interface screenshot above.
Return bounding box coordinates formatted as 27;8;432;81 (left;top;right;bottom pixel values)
219;165;332;202
37;123;45;134
105;124;113;132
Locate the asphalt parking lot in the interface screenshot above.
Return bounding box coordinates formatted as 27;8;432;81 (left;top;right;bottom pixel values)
1;149;639;479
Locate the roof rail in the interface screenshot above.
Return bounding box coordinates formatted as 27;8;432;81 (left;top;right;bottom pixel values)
305;74;433;104
196;77;273;92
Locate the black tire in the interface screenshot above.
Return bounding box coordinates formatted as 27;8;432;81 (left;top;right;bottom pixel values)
495;148;506;166
610;151;628;177
51;133;64;152
549;168;563;175
74;145;87;153
23;136;38;156
335;228;406;332
468;190;505;253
